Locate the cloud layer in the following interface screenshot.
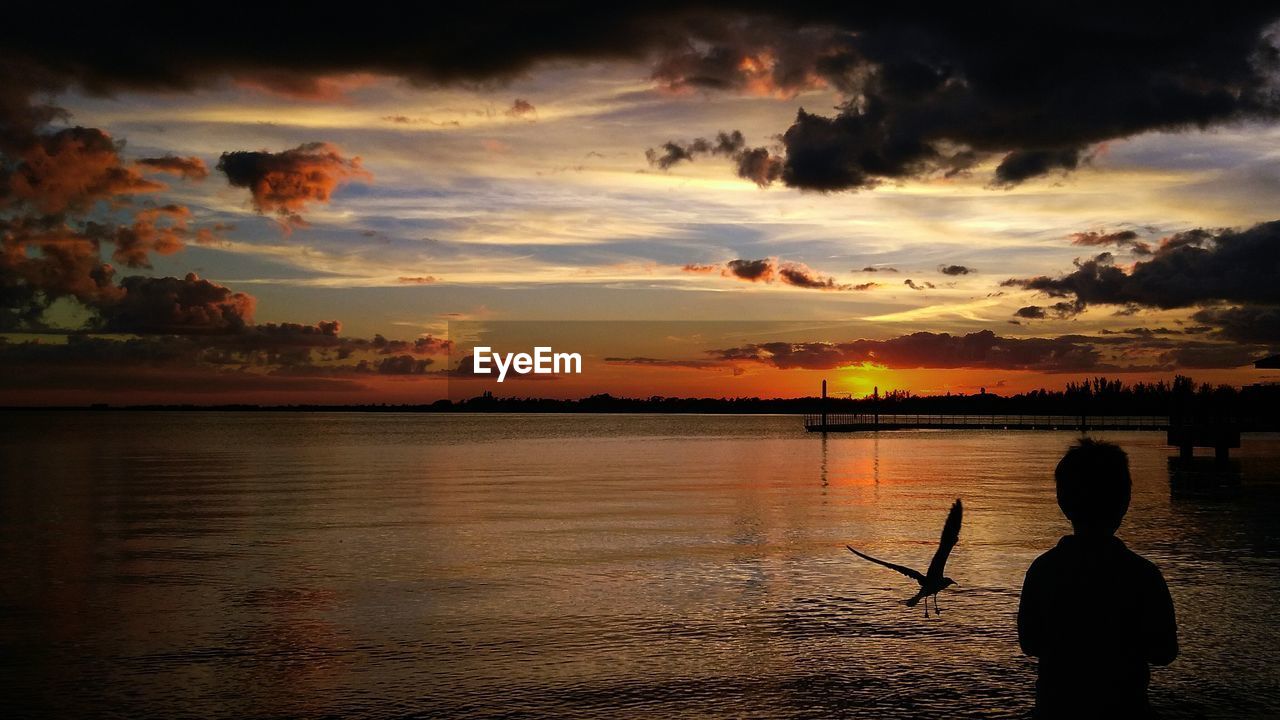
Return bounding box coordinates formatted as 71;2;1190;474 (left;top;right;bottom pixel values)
5;7;1276;193
684;257;868;291
1006;221;1280;349
707;327;1259;372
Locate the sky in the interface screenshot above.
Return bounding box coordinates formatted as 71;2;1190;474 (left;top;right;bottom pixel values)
2;6;1279;404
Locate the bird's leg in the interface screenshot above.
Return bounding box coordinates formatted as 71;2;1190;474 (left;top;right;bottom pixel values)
934;594;941;614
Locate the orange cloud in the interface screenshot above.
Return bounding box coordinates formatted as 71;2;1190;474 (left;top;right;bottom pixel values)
137;155;209;181
1;219;122;320
103;204;191;268
216;142;369;225
682;257;865;291
0;125;226;329
5;127;162;215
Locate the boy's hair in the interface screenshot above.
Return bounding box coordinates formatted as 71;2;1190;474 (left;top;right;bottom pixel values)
1054;438;1131;534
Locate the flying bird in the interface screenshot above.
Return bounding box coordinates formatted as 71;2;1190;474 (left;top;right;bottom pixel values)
847;499;962;617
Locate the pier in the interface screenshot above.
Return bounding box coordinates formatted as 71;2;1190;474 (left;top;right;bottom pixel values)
803;412;1244;462
802;413;1172;432
804;379;1254;462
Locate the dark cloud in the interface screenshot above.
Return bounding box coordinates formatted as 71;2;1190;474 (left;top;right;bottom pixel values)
1005;222;1280;310
505;98;536;118
652;9;1280;190
646;130;782;186
1097;327;1183;337
859;266;898;273
777;263;846;290
1007;222;1280;348
375;354;434;375
992;147;1084;186
711;130;747;155
0;327;453;397
1013;300;1086;321
187;322;452;366
99;273;256;335
708;330;1108;372
1050;300;1086;318
1191;305;1280;343
779;105;944;191
686;257;859;290
1071;229;1133;246
1070;229;1152;255
904;279;934;290
725;257;775;282
938;264;974;276
651;18;856;96
0;6;707;104
645;140;703;170
5;8;1277;193
216;142;368;225
732;146;784;187
0;343;369;395
249;320;342;344
0;318;454;394
370;334;453;356
643;326;1259;372
137;155;209;181
604;356;725;370
1163;343;1261;369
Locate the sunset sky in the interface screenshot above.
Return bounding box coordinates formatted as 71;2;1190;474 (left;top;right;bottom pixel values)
2;7;1279;404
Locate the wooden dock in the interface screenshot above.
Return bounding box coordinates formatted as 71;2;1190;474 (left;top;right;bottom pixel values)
802;380;1267;460
803;412;1244;461
802;413;1171;432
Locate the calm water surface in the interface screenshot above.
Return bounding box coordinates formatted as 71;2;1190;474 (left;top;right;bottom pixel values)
2;412;1279;719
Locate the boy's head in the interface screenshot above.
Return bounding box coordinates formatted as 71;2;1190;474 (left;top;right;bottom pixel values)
1054;439;1131;536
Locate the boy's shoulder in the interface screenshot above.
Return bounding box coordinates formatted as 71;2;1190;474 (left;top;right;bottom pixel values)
1028;535;1165;580
1026;541;1066;576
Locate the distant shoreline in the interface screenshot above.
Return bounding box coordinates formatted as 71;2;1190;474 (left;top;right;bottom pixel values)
3;377;1277;420
0;405;819;414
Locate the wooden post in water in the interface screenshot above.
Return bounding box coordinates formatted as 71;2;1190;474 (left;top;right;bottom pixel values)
874;385;879;428
821;379;827;431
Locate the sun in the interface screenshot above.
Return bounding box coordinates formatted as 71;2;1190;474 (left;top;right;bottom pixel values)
835;362;895;398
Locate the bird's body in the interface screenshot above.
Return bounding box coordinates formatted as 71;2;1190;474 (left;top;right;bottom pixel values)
847;499;962;617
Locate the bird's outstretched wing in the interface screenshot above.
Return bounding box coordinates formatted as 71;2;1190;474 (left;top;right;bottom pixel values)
847;545;925;582
926;499;963;581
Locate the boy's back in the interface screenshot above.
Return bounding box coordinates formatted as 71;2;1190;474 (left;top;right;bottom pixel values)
1018;439;1178;718
1019;535;1178;717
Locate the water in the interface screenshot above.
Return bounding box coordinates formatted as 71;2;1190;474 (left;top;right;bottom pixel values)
2;412;1278;719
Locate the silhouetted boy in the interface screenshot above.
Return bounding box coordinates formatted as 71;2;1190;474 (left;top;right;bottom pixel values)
1018;439;1178;718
